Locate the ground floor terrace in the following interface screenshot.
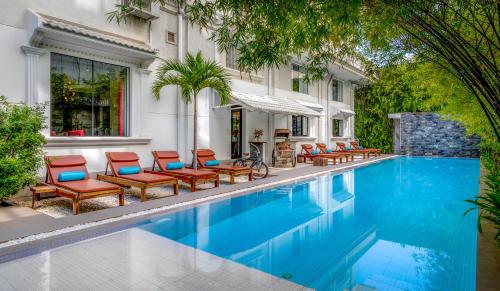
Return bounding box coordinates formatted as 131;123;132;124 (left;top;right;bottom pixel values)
0;155;497;291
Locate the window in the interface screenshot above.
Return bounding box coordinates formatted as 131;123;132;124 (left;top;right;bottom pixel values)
332;79;343;102
332;119;344;137
50;53;129;137
292;115;309;136
226;47;240;70
291;63;308;94
166;31;176;44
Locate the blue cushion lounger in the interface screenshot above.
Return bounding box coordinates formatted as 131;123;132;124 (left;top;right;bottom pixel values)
45;155;124;215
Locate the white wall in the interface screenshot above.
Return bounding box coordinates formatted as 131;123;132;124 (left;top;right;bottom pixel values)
0;0;147;40
0;24;26;102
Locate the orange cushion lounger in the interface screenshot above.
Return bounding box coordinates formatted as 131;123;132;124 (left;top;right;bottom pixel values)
315;143;354;162
335;142;375;159
97;152;178;201
195;149;252;184
297;144;317;163
151;151;219;192
350;141;381;157
45;155;124;215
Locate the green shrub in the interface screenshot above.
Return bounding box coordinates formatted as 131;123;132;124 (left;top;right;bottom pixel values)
0;96;46;200
465;143;500;246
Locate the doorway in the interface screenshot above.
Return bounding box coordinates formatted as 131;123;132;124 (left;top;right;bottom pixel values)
231;108;243;159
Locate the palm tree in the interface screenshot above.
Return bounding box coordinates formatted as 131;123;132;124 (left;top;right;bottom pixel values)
152;51;232;168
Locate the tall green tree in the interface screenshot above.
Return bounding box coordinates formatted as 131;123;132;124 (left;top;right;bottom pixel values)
152;51;231;168
110;0;499;140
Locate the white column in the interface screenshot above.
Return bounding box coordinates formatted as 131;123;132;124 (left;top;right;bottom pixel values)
21;46;46;106
177;8;188;161
138;68;152;137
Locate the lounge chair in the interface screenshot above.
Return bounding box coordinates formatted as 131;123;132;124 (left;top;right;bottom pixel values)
297;144;317;163
350;141;381;157
272;141;297;167
44;155;124;215
315;143;354;162
195;149;252;184
151;151;219;192
336;142;374;159
97;152;178;201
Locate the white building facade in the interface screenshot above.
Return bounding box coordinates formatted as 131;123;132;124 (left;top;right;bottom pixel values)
0;0;366;173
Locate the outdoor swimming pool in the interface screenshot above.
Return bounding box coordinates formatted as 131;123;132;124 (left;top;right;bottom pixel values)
140;157;480;290
0;157;480;290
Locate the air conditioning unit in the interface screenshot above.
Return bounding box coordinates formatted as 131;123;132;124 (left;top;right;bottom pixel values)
122;0;158;21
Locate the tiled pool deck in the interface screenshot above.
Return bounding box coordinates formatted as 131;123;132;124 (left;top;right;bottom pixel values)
0;228;310;290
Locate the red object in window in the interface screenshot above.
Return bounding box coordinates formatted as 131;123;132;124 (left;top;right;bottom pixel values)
119;78;123;136
68;130;85;136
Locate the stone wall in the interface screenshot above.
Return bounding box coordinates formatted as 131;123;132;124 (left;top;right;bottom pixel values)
399;113;480;157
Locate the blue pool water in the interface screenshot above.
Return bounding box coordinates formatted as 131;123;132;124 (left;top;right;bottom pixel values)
140;157;480;290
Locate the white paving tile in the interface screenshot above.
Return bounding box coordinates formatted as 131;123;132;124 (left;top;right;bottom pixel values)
0;228;309;290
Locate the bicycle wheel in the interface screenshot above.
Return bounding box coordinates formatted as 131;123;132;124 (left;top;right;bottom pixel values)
252;161;269;179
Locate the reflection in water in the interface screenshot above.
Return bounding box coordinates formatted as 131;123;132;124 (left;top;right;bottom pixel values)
141;158;479;291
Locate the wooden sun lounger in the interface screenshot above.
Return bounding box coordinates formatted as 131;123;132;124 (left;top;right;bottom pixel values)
97;152;178;201
44;155;124;215
335;142;379;159
350;141;381;157
314;143;354;163
150;150;219;192
297;144;317;163
297;144;352;165
195;149;252;184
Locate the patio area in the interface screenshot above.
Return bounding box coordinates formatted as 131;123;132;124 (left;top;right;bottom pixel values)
0;156;392;248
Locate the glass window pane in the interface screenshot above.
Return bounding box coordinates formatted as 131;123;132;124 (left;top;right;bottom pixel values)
50;53;129;137
226;47;239;70
332;119;343;137
292;115;309;136
291;64;308;94
332;80;339;101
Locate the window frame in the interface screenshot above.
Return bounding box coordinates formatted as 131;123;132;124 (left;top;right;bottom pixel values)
49;52;131;138
332;79;343;102
292;115;310;137
332;119;344;137
291;63;308;94
225;47;240;70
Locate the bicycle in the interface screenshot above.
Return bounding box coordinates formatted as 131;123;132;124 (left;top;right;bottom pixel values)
233;143;269;179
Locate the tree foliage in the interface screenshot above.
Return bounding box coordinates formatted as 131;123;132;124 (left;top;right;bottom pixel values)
151;51;231;168
354;63;437;153
109;0;499;140
0;96;46;200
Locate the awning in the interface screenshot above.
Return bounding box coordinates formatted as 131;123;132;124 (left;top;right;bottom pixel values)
295;99;324;112
331;108;355;118
26;9;157;65
230;91;322;117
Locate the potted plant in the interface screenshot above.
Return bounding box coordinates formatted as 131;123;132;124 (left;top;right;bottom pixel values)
253;128;264;142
